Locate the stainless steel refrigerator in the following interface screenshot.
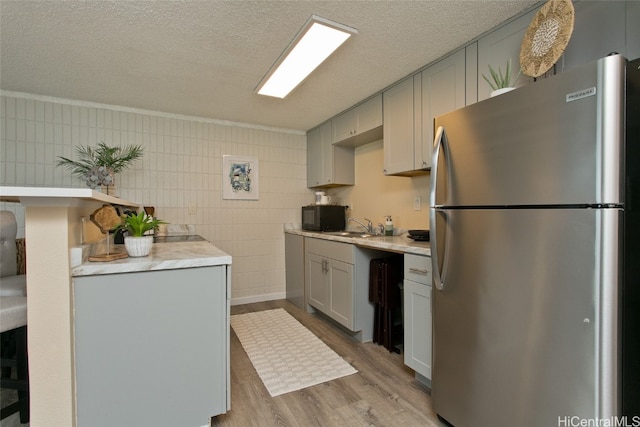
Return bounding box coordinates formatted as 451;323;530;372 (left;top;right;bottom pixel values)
429;54;639;426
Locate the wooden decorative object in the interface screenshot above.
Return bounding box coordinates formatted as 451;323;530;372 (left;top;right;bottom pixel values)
88;252;128;262
89;205;121;233
520;0;575;78
88;204;127;262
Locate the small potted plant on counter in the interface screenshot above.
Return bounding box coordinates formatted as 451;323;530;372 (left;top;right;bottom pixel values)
56;142;144;195
482;58;521;97
117;211;165;257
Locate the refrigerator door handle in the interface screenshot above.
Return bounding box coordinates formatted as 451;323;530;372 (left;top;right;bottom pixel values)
429;126;446;209
430;126;448;290
430;208;446;290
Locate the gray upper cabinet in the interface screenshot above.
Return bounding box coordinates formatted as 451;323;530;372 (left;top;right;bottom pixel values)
320;1;638;182
332;94;383;146
477;1;636;100
383;76;419;176
419;48;468;169
383;46;471;176
477;8;536;101
628;1;640;60
561;1;626;72
307;120;355;188
465;42;479;106
307;125;321;187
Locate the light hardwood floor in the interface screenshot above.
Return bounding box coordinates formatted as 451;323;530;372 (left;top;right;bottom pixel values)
213;299;445;427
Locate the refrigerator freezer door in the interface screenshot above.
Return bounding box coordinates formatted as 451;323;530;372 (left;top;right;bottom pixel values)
431;208;620;427
623;57;640;417
432;55;625;208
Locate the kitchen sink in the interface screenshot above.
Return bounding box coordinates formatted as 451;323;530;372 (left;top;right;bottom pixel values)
323;231;383;238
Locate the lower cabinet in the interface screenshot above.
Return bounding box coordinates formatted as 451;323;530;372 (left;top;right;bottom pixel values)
305;237;390;342
403;253;432;384
285;233;305;309
73;266;230;427
308;252;354;327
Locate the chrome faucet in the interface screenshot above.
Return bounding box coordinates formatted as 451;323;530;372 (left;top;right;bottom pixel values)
348;217;374;233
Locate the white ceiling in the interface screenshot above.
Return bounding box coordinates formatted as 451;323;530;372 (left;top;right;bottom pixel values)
0;1;539;132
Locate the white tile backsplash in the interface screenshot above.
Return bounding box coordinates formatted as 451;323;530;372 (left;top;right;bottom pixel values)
1;93;309;301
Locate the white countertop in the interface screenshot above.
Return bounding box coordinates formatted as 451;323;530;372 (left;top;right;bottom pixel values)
0;185;138;207
285;229;430;256
72;240;232;276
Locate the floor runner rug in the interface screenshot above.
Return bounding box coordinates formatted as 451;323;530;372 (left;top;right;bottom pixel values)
230;308;357;397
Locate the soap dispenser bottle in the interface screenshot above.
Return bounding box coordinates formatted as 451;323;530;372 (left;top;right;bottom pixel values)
385;215;393;236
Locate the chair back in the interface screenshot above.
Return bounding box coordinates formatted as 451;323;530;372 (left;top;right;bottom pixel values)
0;210;18;278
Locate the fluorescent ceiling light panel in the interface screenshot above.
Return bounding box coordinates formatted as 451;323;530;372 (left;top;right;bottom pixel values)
256;15;357;98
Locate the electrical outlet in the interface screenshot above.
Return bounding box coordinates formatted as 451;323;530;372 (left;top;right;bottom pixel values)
188;204;197;215
413;197;422;211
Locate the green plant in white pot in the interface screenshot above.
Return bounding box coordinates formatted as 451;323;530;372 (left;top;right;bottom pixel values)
482;58;521;97
117;212;165;257
56;142;144;195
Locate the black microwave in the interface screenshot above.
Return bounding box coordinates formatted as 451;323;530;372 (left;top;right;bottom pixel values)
301;205;346;231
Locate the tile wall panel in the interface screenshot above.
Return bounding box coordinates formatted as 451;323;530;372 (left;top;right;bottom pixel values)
1;94;310;302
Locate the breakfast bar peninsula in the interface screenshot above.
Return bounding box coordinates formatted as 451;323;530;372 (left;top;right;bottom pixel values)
0;186;232;427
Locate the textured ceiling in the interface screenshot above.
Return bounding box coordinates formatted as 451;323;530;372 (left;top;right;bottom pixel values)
0;1;539;131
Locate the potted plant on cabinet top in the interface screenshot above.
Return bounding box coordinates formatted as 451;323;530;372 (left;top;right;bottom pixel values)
56;142;144;195
482;58;522;97
117;212;165;257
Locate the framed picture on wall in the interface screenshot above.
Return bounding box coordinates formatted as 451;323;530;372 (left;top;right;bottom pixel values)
222;155;259;200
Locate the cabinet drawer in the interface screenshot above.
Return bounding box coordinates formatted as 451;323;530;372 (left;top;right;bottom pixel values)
306;237;354;264
404;253;431;285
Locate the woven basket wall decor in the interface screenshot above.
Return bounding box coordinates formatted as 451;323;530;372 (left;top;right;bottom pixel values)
520;0;575;78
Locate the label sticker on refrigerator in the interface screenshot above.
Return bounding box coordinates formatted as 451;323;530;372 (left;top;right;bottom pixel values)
566;87;596;102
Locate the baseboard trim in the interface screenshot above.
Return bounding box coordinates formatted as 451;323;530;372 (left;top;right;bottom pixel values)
230;292;286;306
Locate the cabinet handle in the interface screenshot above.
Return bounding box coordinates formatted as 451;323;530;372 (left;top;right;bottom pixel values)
409;267;429;275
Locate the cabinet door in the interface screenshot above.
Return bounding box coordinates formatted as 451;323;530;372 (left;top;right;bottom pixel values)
628;1;640;60
477;8;535;101
332;95;382;145
561;1;625;72
307;121;341;188
318;121;333;185
328;258;354;329
332;109;358;143
307;253;327;311
356;95;383;135
383;76;417;175
306;126;322;187
74;267;228;426
420;49;466;169
465;42;478;106
403;279;432;380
